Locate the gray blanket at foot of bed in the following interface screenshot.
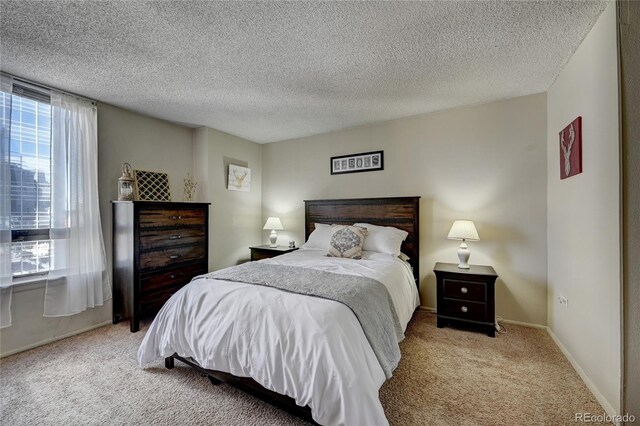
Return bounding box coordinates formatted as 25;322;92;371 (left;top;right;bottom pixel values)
195;262;403;379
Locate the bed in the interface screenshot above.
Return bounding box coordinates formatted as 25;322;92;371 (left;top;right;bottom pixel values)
138;196;421;425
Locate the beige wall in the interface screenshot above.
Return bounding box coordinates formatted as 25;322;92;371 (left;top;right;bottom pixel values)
262;93;548;325
0;103;194;356
97;103;195;271
546;1;621;415
193;127;262;271
619;0;640;417
0;283;111;357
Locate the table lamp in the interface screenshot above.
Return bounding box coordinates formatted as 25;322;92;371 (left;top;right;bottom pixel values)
263;217;284;247
447;220;480;269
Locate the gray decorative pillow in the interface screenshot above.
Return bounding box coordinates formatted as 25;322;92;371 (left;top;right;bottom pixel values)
327;225;368;259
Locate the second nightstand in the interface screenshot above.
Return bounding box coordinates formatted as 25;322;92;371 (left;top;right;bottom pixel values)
250;245;299;261
434;262;498;337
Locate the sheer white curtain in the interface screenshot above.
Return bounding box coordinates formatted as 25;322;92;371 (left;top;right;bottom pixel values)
0;75;13;328
44;92;111;316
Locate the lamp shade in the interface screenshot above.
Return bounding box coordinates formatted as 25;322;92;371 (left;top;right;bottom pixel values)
447;220;480;241
263;217;284;231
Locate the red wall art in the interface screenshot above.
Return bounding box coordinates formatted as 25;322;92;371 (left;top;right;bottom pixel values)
559;116;582;179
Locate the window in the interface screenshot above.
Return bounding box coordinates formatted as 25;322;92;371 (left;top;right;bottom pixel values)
2;87;52;277
2;74;109;321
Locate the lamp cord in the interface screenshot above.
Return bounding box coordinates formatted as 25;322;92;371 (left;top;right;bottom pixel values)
495;316;508;334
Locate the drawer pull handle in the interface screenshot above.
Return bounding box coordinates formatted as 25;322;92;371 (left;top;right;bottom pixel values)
170;273;184;279
461;287;468;294
169;235;182;240
169;255;181;260
461;306;468;313
169;215;183;220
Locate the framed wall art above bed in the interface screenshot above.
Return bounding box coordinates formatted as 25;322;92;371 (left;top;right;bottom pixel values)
330;150;384;175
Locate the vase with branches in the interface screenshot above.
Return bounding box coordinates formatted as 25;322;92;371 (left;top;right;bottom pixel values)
184;172;197;201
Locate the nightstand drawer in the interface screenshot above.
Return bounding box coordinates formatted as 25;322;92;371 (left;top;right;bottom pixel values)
440;299;487;322
140;245;206;270
249;245;299;261
251;249;278;261
443;279;486;302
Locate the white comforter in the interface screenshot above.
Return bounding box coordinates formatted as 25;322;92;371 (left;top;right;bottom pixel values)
138;249;420;426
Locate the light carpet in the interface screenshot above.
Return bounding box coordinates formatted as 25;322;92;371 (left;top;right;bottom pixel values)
0;311;608;425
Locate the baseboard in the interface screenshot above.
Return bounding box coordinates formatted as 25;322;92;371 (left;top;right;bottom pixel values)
0;320;112;358
546;327;618;422
418;305;436;313
500;318;547;329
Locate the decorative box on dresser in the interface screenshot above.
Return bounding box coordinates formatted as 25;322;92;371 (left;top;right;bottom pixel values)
112;201;210;332
434;262;498;337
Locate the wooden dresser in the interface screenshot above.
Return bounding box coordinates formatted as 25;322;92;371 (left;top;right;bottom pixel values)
112;201;210;332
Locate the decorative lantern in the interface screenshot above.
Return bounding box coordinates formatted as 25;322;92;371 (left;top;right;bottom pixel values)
118;163;135;201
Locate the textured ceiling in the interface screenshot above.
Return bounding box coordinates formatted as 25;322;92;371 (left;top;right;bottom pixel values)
1;1;607;143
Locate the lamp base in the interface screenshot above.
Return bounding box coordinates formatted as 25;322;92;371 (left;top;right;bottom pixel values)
269;230;278;247
457;241;470;269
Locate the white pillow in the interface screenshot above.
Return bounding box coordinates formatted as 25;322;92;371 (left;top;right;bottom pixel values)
300;223;332;249
399;252;410;262
353;223;408;257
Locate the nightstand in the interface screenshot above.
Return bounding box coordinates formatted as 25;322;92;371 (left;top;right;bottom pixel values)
434;262;498;337
249;245;299;261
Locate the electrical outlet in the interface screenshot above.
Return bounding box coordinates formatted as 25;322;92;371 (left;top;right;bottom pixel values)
558;295;568;307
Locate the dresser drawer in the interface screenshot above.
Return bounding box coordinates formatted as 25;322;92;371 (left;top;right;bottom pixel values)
139;245;206;270
139;227;206;250
140;263;206;302
139;208;206;228
439;299;487;322
141;297;172;317
140;266;206;313
443;279;486;302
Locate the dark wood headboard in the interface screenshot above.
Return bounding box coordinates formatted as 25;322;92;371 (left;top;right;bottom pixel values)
304;196;420;285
